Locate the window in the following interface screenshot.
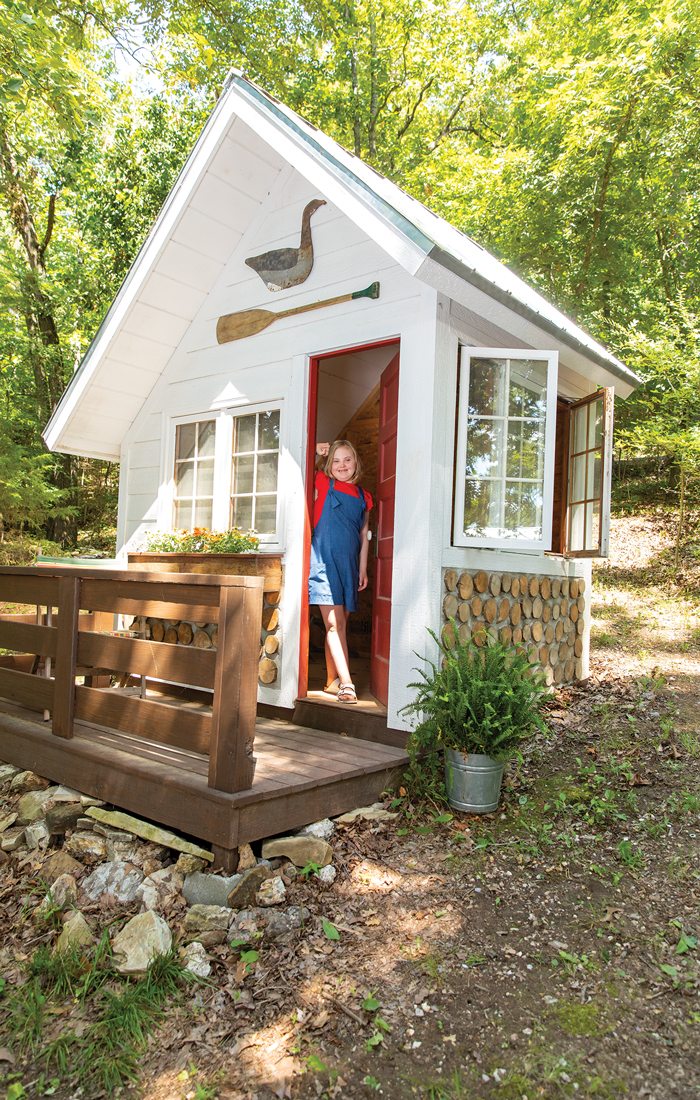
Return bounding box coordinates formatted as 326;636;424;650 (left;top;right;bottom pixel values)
453;348;558;549
171;406;281;540
565;389;613;556
230;409;280;535
173;419;215;528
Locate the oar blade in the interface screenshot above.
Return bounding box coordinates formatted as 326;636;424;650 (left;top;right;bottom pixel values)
216;308;275;344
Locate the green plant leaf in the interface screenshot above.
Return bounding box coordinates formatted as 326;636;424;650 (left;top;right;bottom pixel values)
362;993;380;1012
322;918;340;941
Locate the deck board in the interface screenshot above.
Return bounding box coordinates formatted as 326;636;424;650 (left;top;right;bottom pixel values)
0;694;407;852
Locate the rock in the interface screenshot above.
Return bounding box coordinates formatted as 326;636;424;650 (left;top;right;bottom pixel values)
236;843;257;871
112;911;172;976
261;836;332;868
63;833;109;864
183;871;242;908
17;789;53;825
0;764;21;785
45;802;87;834
10;770;49;793
55;911;93;953
75;817;96;830
229;905;310;944
138;868;184;912
335;803;399;824
226;865;274;909
80;795;105;808
317;865;337;886
82;861;144;904
1;827;26;852
256;875;286;907
228;908;263;943
25;821;50;850
41;874;78;913
174;854;207;875
41;850;84;880
183;904;231;946
297;818;335;841
180;941;211;979
0;812;18;833
85;807;213;862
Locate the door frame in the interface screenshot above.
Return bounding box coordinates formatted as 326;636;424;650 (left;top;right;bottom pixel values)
298;337;401;700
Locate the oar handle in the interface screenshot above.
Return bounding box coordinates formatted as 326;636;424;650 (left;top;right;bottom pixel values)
276;282;380;322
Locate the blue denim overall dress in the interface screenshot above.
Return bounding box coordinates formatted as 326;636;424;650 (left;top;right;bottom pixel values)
308;478;367;613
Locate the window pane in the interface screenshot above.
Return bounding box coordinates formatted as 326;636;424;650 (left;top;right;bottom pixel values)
590;498;601;549
175;462;194;496
257;452;279;492
464;479;501;533
589;398;603;448
570;455;587;504
232;496;253;530
572;406;588;454
197;460;215;496
505;483;543;533
234;415;256;454
233;455;255;494
569;502;585;549
174;501;192;528
176;423;196;461
258;409;280;450
468;358;506;417
508;360;547;418
255;494;277;534
466;419;503;479
194;500;213;527
198;420;216;457
506;420;544;480
592;453;602;499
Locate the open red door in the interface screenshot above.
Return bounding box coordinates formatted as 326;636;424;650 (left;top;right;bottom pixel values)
370;352;399;705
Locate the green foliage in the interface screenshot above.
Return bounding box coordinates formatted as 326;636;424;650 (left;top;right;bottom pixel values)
403;628;548;763
144;527;260;553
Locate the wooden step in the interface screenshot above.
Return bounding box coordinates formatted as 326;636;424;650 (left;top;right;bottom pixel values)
292;697;407;748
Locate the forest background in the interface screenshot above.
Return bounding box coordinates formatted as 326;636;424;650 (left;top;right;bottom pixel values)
1;0;699;554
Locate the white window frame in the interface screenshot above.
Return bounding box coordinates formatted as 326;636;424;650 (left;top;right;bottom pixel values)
165;402;283;546
453;347;559;551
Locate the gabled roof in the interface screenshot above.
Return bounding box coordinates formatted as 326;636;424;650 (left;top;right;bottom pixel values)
45;70;638;459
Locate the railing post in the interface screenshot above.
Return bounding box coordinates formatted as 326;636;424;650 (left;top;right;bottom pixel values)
52;575;80;739
208;581;262;793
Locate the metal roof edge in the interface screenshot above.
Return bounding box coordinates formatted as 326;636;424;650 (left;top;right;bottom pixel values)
428;246;640;390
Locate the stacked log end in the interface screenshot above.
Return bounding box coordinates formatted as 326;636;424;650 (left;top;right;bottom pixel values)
441;569;587;684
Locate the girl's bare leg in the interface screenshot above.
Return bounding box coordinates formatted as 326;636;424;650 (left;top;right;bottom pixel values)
320;605;351;685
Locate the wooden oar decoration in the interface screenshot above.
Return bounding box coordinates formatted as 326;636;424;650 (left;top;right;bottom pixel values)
216;281;380;345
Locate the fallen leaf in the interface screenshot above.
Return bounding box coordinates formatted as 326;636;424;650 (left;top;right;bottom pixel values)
0;1047;15;1064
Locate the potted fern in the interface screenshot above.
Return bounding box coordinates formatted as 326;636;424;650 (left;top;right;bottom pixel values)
402;628;548;813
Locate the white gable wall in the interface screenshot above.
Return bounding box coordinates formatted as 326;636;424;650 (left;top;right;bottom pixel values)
117;166;439;722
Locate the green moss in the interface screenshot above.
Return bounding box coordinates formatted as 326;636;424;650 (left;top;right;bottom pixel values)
551;1000;604;1038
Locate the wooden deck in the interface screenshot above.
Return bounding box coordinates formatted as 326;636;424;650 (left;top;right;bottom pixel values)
0;564;407;868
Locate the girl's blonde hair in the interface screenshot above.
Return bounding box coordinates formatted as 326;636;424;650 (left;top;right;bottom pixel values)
323;439;362;484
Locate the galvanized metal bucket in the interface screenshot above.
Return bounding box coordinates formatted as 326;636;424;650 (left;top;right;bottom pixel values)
444;749;505;814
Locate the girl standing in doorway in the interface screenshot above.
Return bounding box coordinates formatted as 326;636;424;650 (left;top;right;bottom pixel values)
308;439;372;704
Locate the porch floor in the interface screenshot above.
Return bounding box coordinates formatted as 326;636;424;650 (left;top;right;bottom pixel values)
0;695;407;856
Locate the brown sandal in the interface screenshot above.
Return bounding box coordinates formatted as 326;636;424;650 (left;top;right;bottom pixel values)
337;682;358;704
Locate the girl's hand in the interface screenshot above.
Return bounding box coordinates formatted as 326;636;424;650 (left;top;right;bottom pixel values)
358;571;368;591
316;442;330;457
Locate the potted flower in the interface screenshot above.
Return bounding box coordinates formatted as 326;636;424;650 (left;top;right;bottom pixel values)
142;527;260;554
402;627;548;813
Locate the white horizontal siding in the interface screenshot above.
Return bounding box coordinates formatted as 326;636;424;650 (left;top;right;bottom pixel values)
108;331;175;372
140;272;208;321
155;241;225;293
170;208;244;264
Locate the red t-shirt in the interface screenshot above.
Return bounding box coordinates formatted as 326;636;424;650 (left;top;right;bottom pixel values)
313;470;373;528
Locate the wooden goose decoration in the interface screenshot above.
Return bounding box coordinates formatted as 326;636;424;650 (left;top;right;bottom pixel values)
245;198;326;291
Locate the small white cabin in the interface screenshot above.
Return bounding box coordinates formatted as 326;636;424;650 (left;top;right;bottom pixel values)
45;72;639;734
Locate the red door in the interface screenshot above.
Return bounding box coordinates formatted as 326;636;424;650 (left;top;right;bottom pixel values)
370;352;399;705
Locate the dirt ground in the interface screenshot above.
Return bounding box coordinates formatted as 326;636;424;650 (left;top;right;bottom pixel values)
1;514;699;1099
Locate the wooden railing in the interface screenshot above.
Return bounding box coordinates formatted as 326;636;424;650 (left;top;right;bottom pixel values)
0;565;264;793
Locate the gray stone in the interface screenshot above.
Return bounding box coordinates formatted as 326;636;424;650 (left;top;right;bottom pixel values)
63;833;109;864
183;870;241;908
40;850;84;880
179;941;211;979
335;803;398;823
226;865;273;909
80;795;105;808
17;789;53;825
45;803;85;834
228;905;310;944
317;865;337;886
82;861;144;904
138;868;184;912
183;904;231;946
112;911;172;976
55;911;93;953
85;807;213;862
228;908;263;943
0;764;21;785
256;875;286;907
41;874;78;913
297;818;336;841
10;770;49;793
1;827;26;852
236;843;257;870
261;836;332;868
0;812;18;832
